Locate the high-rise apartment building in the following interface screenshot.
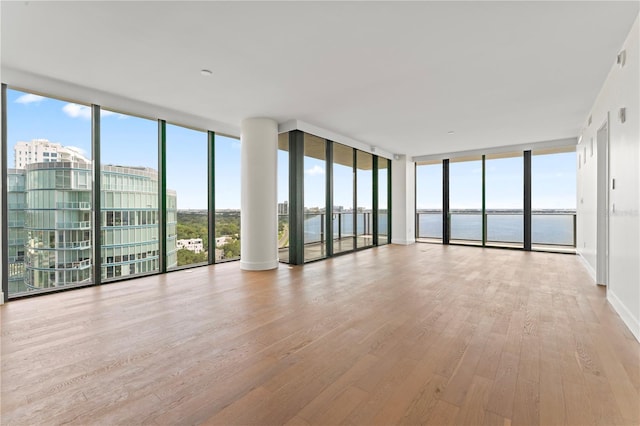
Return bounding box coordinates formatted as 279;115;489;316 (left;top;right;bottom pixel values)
8;140;177;294
14;139;90;168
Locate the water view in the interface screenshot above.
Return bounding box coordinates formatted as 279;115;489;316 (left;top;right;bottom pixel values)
416;210;575;246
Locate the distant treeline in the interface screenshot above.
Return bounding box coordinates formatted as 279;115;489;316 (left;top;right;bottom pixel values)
176;211;241;265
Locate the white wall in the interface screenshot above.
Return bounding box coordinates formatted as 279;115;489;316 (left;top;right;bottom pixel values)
577;15;640;340
391;156;416;245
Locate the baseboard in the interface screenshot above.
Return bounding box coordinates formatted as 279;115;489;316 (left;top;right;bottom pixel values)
577;252;597;282
607;290;640;343
391;238;416;245
240;259;279;271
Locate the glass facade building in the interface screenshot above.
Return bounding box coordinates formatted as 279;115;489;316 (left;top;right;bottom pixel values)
101;165;177;281
8;157;177;295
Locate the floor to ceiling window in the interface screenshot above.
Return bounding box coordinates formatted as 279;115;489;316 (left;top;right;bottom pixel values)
166;124;208;268
333;143;355;254
377;157;390;245
449;156;483;245
485;152;523;248
5;89;93;296
416;160;443;242
101;109;160;281
214;135;241;262
277;133;290;263
2;86;392;301
416;147;576;252
532;147;577;251
356;151;373;249
303;134;327;262
279;131;392;264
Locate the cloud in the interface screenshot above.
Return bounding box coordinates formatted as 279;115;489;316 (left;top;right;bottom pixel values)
63;103;92;119
15;94;45;104
305;165;325;176
65;146;88;158
62;103;123;120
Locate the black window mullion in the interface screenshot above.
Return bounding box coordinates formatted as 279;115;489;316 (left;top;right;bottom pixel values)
524;150;532;250
208;131;215;265
158;120;167;273
91;104;101;286
442;159;450;244
1;84;8;302
387;158;392;242
372;155;379;246
353;149;358;248
482;154;486;246
289;130;304;265
326;141;333;258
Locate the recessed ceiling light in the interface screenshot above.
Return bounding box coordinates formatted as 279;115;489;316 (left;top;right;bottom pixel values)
200;69;213;76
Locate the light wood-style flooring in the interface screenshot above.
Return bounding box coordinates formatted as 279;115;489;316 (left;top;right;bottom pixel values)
1;244;639;425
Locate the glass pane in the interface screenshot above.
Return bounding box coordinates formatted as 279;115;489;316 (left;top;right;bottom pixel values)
416;161;443;241
449;157;483;244
166;124;208;268
356;151;373;248
333;143;354;254
101;109;159;281
278;133;289;263
6;89;93;297
215;135;241;262
485;152;523;247
532;148;577;250
377;157;389;245
304;134;326;261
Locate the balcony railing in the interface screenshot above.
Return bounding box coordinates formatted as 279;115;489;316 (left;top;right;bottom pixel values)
532;212;576;247
416;210;576;248
56;240;92;249
302;212;372;245
55;201;91;210
55;221;91;230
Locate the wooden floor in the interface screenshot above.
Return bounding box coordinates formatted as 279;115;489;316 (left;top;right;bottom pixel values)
1;244;639;425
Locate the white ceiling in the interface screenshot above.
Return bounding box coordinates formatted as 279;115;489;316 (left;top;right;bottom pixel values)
1;1;638;158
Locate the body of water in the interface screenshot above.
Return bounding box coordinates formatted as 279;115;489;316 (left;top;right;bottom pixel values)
299;211;575;247
302;212;387;243
417;212;575;246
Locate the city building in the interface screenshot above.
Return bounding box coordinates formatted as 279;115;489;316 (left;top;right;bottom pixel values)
214;235;231;247
1;2;638;425
177;238;203;254
277;201;288;215
14;138;90;168
8;140;177;293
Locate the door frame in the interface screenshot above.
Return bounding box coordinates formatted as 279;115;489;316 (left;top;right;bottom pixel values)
596;115;610;287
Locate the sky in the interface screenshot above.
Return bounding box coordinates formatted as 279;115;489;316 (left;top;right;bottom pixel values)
8;88;575;211
7;88;242;209
416;152;577;210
